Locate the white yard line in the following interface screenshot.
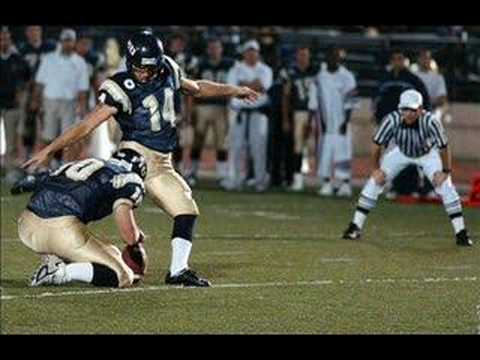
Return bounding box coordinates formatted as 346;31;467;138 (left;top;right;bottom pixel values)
433;265;472;271
476;303;480;335
1;276;477;301
320;258;356;263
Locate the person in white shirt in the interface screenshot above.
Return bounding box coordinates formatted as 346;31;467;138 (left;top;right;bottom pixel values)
32;28;89;165
225;40;273;192
412;49;450;199
309;47;358;197
413;49;449;122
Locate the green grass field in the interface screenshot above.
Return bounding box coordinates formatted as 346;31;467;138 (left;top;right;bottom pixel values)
1;182;479;334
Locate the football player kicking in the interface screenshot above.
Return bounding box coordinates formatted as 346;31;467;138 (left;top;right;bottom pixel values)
13;149;148;288
23;31;260;287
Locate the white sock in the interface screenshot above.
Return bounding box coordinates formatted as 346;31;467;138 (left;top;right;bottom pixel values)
353;211;368;229
170;237;192;276
452;217;465;234
65;263;94;283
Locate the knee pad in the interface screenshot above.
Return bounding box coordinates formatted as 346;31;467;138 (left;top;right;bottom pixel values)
172;215;197;242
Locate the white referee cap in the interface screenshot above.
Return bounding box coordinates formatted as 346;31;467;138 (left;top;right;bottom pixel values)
398;89;423;110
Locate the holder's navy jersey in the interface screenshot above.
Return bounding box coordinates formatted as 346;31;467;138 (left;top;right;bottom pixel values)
27;158;145;224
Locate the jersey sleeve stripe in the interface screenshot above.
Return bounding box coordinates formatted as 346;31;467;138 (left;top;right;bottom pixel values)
99;79;132;114
373;114;393;144
430;118;448;148
163;55;182;90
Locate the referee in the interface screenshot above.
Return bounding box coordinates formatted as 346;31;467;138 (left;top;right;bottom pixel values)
342;89;472;246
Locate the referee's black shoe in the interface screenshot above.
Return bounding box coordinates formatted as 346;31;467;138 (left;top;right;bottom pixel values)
165;268;211;287
455;230;473;247
342;222;362;240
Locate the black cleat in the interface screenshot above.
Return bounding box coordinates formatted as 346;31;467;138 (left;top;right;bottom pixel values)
342;222;362;240
456;230;473;247
165;269;211;287
10;174;37;195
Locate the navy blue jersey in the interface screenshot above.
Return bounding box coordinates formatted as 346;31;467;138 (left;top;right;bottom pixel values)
98;55;183;153
194;57;234;106
27;158;145;224
18;40;57;76
279;63;319;111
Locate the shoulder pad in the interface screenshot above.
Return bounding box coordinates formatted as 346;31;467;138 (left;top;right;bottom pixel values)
99;74;133;114
163;55;182;90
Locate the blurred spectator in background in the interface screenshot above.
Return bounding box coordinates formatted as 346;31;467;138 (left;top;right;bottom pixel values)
207;26;242;59
104;37;124;77
187;38;235;187
278;46;318;191
76;32;115;161
101;37;124;149
373;48;431;198
18;26;57;160
226;40;273;192
32;28;89;167
373;49;431;124
364;26;380;38
0;27;30;183
75;31;105;113
165;31;199;173
19;26;56;74
412;49;450;199
413;49;449;121
76;32;105;82
309;47;358;197
257;27;280;72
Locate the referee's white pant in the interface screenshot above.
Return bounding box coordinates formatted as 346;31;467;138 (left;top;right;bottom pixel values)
358;146;462;221
228;109;269;189
381;146;442;183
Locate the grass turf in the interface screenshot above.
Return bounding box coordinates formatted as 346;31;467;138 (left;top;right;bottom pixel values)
1;182;479;334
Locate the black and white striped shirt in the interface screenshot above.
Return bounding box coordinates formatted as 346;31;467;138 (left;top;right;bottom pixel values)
373;110;448;158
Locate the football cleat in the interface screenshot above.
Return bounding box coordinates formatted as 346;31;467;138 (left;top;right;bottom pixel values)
342;222;362;240
455;230;473;247
289;173;304;192
336;183;353;198
30;260;68;287
318;182;334;197
165;269;211;287
10;174;38;195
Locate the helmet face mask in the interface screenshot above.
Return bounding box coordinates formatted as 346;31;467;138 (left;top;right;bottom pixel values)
131;64;159;83
111;149;147;180
126;32;164;84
